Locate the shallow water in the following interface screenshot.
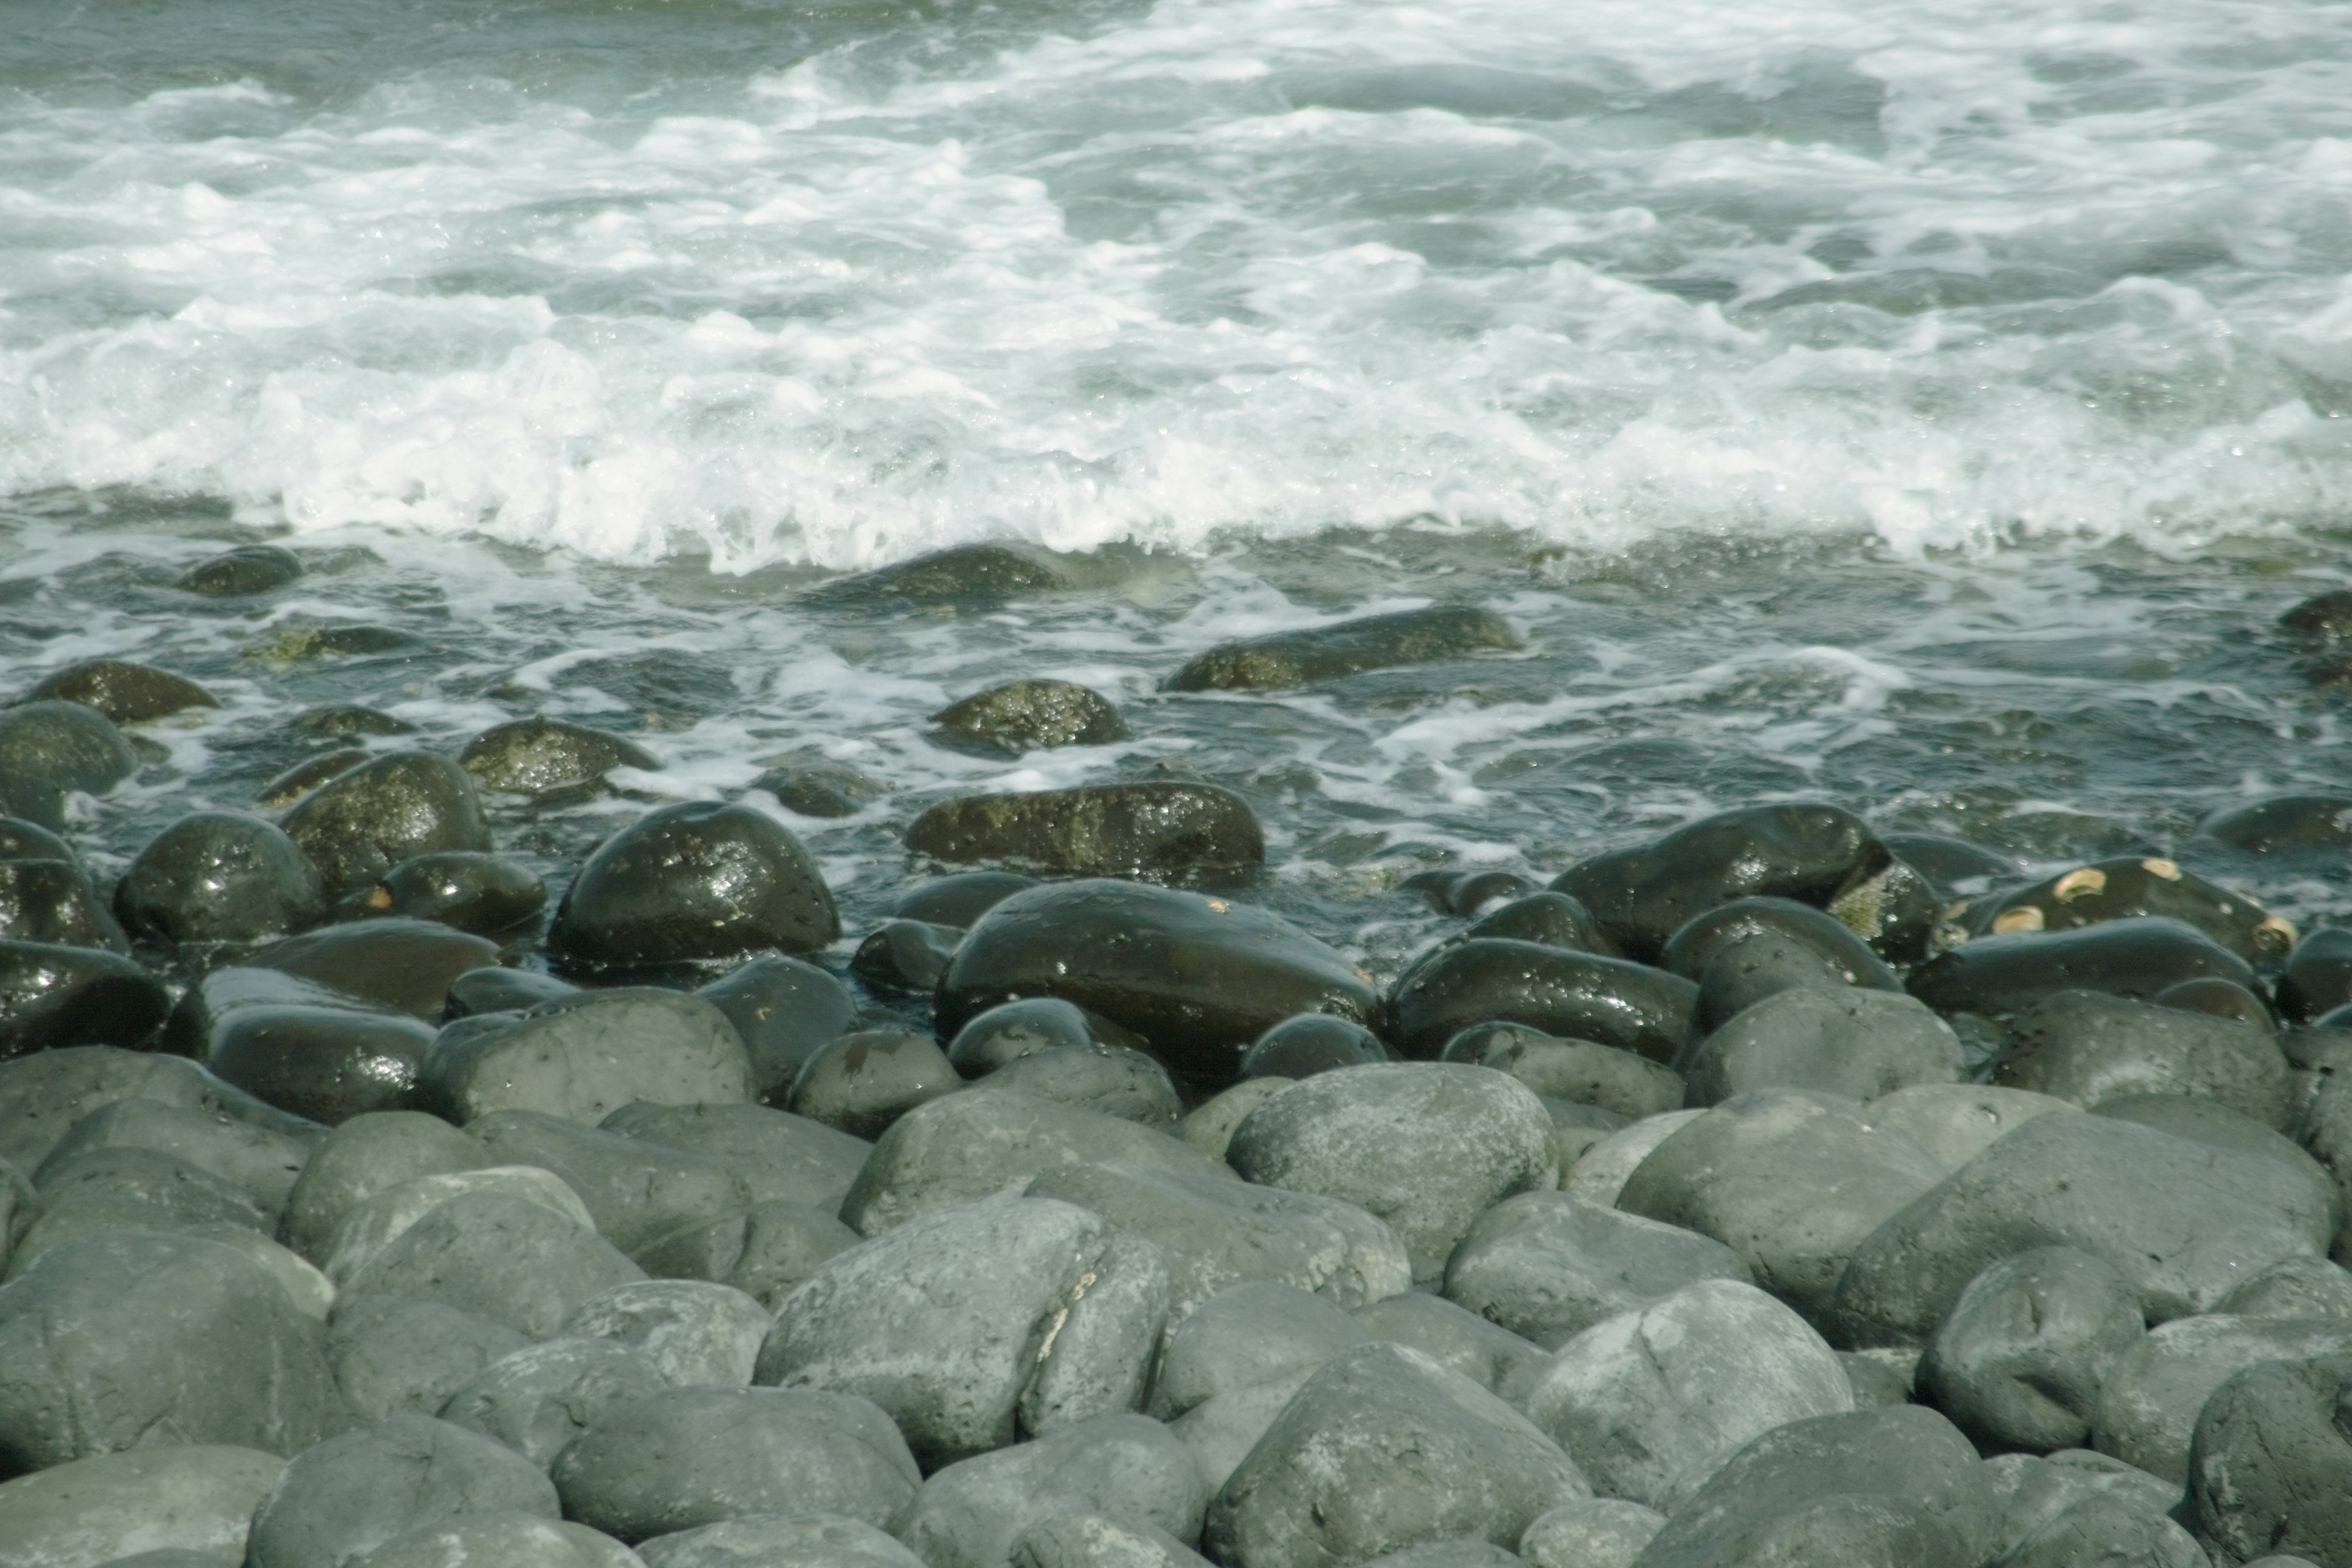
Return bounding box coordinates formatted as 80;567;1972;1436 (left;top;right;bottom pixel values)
5;0;2352;978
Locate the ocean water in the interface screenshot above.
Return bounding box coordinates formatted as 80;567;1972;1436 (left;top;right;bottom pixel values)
4;0;2352;965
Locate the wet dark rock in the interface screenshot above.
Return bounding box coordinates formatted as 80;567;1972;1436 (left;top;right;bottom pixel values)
268;622;423;658
0;940;168;1058
243;918;501;1019
445;964;577;1018
114;811;326;949
694;956;857;1104
546;649;732;719
932;679;1128;755
840;1087;1227;1235
1023;1161;1411;1319
257;747;366;810
1907;916;2257;1018
1402;869;1539;919
35;1094;311;1218
1438;1022;1683;1119
339;851;546;935
748;746;889;819
935;880;1379;1085
1442;1189;1750;1350
243;1413;557;1568
1994;988;2291;1126
1681;987;1966;1106
895;870;1039;928
1225;1062;1556;1282
1834;1110;2337;1348
0;1231;342;1473
2201;792;2352;856
438;1337;669;1464
1203;1341;1585;1568
2282;586;2352;638
280;751;494;894
0;1444;287;1568
1460;891;1619;954
0;857;126;951
22;657;217;725
632;1198;861;1312
0;815;72;865
1240;1013;1389;1079
1828;856;1948;965
2277;926;2352;1022
598;1099;873;1217
1628;1406;1998;1568
339;1189;646;1338
1882;831;2019;890
903;1412;1207;1568
469;1109;758;1258
1916;1246;2146;1453
546;801;839;976
422;987;753;1125
0;1044;323;1180
2186;1354;2352;1568
1970;854;2294;961
849;918;960;997
325;1293;530;1422
2154;973;2274;1028
815;541;1087;603
459;717;660;797
758;1195;1170;1466
1617;1089;1947;1327
177;543;303;596
1659;895;1902;991
948;997;1101;1076
786;1029;960;1139
1165;605;1518;693
907;783;1264;883
2094;1314;2352;1485
989;1046;1182;1125
0;700;138;829
1385;938;1695;1063
293;704;417;738
1549;804;1885;964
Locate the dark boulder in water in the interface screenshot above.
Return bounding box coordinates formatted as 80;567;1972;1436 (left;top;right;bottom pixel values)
2280;586;2352;639
1658;894;1901;989
748;746;888;818
905;781;1263;883
242;918;500;1020
694;954;857;1104
848;918;961;998
545;801;840;976
931;679;1128;754
0;857;126;952
2199;792;2352;856
786;1028;960;1139
1906;916;2256;1019
1385;938;1694;1063
1460;891;1618;955
944;997;1103;1076
21;657;218;724
115;810;326;949
2275;926;2352;1022
934;880;1379;1085
1164;605;1518;693
1549;803;1886;963
1967;854;2293;961
292;703;417;738
205;1003;439;1125
458;716;659;797
0;940;168;1058
1881;831;2019;891
812;540;1088;603
894;869;1037;927
1240;1012;1389;1078
279;750;493;894
0;700;137;830
176;543;303;596
1403;867;1537;916
336;851;545;935
257;748;366;810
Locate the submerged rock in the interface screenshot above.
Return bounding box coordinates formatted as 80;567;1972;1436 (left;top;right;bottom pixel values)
906;782;1264;883
1166;605;1518;693
932;679;1128;754
22;657;217;723
0;940;169;1058
0;700;138;829
178;543;303;596
2199;793;2352;856
459;717;660;797
814;541;1090;602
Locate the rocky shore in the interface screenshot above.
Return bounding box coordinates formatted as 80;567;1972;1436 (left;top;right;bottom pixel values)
5;543;2352;1568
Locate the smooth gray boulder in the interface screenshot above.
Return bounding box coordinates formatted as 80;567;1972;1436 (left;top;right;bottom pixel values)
839;1089;1230;1236
757;1196;1169;1467
1439;1025;1683;1120
1442;1189;1751;1350
560;1279;770;1386
1022;1160;1411;1320
1012;1511;1216;1568
438;1338;671;1465
1518;1278;1852;1513
635;1513;924;1568
1615;1088;1946;1327
1864;1084;2075;1172
1996;989;2291;1127
2215;1254;2352;1320
2186;1354;2352;1568
631;1199;861;1311
1148;1281;1373;1420
1204;1342;1587;1568
600;1099;873;1213
1351;1547;1522;1568
468;1110;760;1258
1518;1499;1663;1568
326;1293;531;1421
339;1191;646;1338
348;1514;645;1568
322;1166;596;1287
1353;1292;1548;1398
244;1414;559;1568
423;989;755;1125
1681;987;1963;1106
0;1444;284;1568
0;1231;343;1472
36;1095;313;1219
1559;1110;1703;1207
10;1146;274;1273
1982;1448;2184;1562
279;1110;489;1264
551;1387;919;1544
1997;1492;2206;1568
989;1048;1183;1127
1918;1247;2147;1453
1628;1406;1999;1568
1834;1110;2335;1347
2090;1313;2352;1484
1224;1063;1557;1281
0;1047;322;1177
900;1412;1209;1568
1174;1080;1292;1162
1167;1369;1318;1499
2094;1093;2342;1238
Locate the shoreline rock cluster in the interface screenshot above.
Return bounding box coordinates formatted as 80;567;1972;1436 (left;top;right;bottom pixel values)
6;561;2352;1568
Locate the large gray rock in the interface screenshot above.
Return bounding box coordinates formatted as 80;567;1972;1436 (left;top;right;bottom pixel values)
0;1045;323;1182
0;1444;285;1568
422;990;755;1125
1518;1278;1853;1513
1203;1343;1588;1568
279;1110;489;1263
631;1199;861;1311
1353;1292;1548;1399
900;1412;1209;1568
839;1088;1229;1236
1012;1512;1216;1568
1518;1499;1663;1568
2187;1354;2352;1568
439;1338;671;1464
1863;1084;2078;1173
600;1100;872;1215
0;1231;343;1474
1559;1111;1704;1207
561;1279;771;1387
349;1514;646;1568
1982;1448;2184;1564
1438;1024;1683;1121
1629;1406;1999;1568
635;1513;923;1568
1148;1281;1373;1420
1442;1190;1751;1350
2216;1254;2352;1321
1997;1492;2207;1568
757;1196;1169;1467
2090;1313;2352;1485
1167;1368;1320;1500
1917;1247;2146;1453
14;1145;273;1270
326;1294;531;1422
1996;989;2292;1127
339;1191;646;1338
1681;987;1963;1106
1022;1160;1411;1320
905;785;1264;888
469;1110;760;1258
1615;1089;1946;1327
36;1095;312;1219
551;1386;919;1544
244;1414;557;1568
280;752;493;895
1833;1110;2337;1347
988;1047;1183;1128
1224;1063;1556;1282
322;1165;595;1287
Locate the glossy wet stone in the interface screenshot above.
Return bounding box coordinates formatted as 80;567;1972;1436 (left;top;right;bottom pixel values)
690;956;856;1103
258;748;367;810
0;700;137;829
1164;605;1518;693
931;679;1128;755
1460;891;1619;954
906;782;1264;883
293;704;418;738
445;964;578;1017
243;918;501;1019
947;997;1098;1076
279;751;494;894
1438;1022;1683;1120
422;988;754;1125
1905;916;2256;1018
894;870;1038;928
0;940;169;1058
115;810;327;949
2200;793;2352;856
459;717;660;797
0;857;126;951
848;919;960;997
22;657;217;724
1659;895;1901;990
339;851;546;935
2277;926;2352;1021
1385;938;1694;1063
786;1029;960;1139
812;540;1088;603
177;543;303;596
1968;855;2293;961
747;745;889;818
1239;1013;1389;1078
